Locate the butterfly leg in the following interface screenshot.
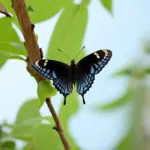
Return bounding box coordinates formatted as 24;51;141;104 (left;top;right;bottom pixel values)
81;95;86;104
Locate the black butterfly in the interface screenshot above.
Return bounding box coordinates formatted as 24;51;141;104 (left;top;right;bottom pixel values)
32;49;112;105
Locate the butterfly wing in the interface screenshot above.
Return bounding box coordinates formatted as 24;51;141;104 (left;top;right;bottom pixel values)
32;59;73;105
76;49;112;104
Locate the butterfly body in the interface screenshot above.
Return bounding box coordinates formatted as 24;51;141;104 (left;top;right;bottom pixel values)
32;49;112;105
69;60;76;86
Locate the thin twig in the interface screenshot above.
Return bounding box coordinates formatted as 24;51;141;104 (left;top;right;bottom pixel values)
0;3;11;17
11;0;71;149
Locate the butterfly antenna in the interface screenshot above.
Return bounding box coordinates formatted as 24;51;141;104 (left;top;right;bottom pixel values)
58;49;71;60
74;46;85;60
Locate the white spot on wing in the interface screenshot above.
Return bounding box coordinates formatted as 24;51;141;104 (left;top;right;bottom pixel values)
94;52;100;59
103;50;108;56
35;61;39;66
44;60;48;66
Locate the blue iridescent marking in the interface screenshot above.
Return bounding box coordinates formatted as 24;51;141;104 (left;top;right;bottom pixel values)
45;69;50;75
47;75;51;79
43;68;46;72
90;66;95;73
94;64;98;68
79;87;83;94
45;74;50;78
52;71;57;78
65;87;68;94
41;70;45;74
61;88;65;93
39;68;42;71
45;71;49;75
83;87;88;92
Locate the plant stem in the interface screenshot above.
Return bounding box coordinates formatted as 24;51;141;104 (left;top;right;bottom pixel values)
11;0;71;149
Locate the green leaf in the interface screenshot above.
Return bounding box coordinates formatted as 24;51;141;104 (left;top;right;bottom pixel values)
12;99;41;141
144;67;150;74
0;126;10;140
114;66;145;79
26;0;72;23
100;0;112;13
42;116;55;125
115;130;135;150
59;91;80;149
47;3;88;64
15;99;41;124
0;59;7;68
33;124;62;150
0;18;26;65
0;42;26;56
0;51;25;61
27;5;34;12
37;80;57;108
1;141;16;150
0;17;21;44
97;89;133;111
22;144;31;150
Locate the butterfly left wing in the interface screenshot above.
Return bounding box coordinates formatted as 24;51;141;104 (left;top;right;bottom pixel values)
76;49;112;104
32;59;73;105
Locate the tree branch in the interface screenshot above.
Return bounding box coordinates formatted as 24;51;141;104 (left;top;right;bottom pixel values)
11;0;71;149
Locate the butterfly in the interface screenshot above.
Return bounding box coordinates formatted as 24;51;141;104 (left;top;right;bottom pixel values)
32;49;112;105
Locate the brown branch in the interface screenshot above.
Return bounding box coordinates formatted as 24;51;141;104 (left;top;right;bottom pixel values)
11;0;71;149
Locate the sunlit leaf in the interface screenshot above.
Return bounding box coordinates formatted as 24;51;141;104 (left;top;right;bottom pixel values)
37;80;57;108
0;17;24;68
97;89;133;111
0;17;21;43
100;0;112;13
33;124;62;150
0;42;26;56
26;0;72;23
47;3;88;64
59;91;80;149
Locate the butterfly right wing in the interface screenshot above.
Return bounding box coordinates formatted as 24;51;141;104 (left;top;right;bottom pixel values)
76;50;112;104
32;59;73;105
